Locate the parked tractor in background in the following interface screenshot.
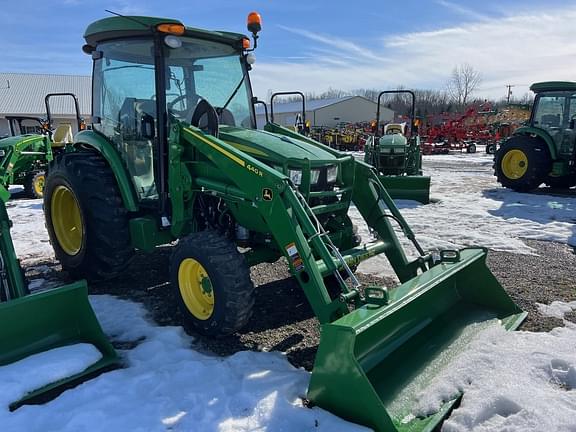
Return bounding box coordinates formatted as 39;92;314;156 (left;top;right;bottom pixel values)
364;90;430;203
0;116;50;198
35;14;527;432
495;81;576;191
0;93;82;198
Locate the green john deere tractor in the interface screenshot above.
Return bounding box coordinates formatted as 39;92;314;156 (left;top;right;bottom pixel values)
41;14;525;431
0;93;83;198
0;116;50;198
495;81;576;191
364;90;430;203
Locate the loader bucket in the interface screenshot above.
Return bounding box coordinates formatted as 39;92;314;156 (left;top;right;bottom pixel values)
378;175;431;204
0;280;119;410
308;248;526;432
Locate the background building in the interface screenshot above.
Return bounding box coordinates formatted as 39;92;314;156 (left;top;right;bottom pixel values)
0;73;91;137
256;95;394;128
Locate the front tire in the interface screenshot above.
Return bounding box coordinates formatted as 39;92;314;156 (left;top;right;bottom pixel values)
24;171;45;199
495;136;551;192
44;151;134;280
171;230;255;336
545;175;576;189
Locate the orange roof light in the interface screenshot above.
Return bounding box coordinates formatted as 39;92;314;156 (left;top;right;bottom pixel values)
247;12;262;34
242;38;251;49
156;23;185;35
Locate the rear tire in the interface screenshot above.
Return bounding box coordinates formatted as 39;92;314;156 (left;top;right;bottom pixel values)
486;143;496;155
171;230;255;336
44;151;134;280
467;143;477;154
495;136;551;192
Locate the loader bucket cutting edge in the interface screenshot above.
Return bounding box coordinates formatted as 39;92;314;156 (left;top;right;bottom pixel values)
378;175;431;204
0;280;119;410
308;248;526;432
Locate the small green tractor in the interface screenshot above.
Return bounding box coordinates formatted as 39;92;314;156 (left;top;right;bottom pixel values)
495;81;576;191
0;93;83;198
38;14;525;431
364;90;430;203
0;116;50;198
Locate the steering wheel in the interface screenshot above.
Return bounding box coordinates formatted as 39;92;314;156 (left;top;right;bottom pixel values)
166;94;191;118
191;99;219;137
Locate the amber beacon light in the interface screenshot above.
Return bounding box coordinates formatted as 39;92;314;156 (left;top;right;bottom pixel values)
247;12;262;35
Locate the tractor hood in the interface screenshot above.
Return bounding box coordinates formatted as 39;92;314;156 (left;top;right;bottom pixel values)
219;126;337;165
0;135;45;150
378;134;407;148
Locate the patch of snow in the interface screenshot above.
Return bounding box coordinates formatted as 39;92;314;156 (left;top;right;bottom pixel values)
0;344;102;409
1;295;368;432
413;323;576;432
537;301;576;320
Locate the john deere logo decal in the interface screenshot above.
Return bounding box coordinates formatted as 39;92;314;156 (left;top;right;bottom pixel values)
262;188;273;201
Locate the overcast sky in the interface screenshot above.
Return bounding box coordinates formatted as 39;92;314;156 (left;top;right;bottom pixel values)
1;0;574;101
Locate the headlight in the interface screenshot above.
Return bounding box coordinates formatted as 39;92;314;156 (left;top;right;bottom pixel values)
379;147;392;154
327;165;338;183
0;150;5;157
288;169;302;185
310;169;321;184
394;147;406;153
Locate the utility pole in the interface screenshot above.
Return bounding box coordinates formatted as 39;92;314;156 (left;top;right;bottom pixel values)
505;84;515;104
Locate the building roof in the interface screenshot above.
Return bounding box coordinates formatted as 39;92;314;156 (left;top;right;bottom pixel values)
257;95;393;116
0;73;91;116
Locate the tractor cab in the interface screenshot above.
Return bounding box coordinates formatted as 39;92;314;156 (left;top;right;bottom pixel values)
495;81;576;191
528;82;576;158
83;17;257;203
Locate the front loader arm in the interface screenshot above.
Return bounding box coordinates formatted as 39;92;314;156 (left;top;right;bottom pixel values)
180;125;350;323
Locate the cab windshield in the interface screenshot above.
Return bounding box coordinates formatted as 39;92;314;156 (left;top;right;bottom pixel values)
93;36;254;138
165;36;254;128
91;36;253;202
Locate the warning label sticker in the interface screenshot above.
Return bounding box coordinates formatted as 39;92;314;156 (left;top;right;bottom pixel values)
285;242;304;272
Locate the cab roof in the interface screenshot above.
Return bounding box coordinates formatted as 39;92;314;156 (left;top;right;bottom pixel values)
530;81;576;93
84;16;247;48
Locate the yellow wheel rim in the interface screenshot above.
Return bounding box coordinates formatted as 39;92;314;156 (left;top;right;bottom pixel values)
33;174;45;197
51;185;84;255
501;149;528;179
178;258;214;320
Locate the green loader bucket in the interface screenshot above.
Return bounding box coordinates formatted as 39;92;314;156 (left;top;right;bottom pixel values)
0;280;119;410
378;175;431;204
308;248;526;432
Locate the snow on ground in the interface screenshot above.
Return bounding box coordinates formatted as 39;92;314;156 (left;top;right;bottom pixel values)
413;302;576;432
2;152;576;431
354;151;576;278
2;296;365;432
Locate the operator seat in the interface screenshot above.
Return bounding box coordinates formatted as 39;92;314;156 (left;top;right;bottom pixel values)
51;123;73;147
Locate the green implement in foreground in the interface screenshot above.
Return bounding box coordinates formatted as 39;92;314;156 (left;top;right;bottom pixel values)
0;184;118;410
41;14;525;430
364;90;431;204
309;248;526;431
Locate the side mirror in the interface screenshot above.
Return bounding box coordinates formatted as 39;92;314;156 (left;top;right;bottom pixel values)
141;114;155;139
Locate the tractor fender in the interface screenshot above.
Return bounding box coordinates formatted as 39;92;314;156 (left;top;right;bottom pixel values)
73;130;139;212
512;126;558;160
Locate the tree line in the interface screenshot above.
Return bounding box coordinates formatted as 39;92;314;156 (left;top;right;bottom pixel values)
267;63;534;120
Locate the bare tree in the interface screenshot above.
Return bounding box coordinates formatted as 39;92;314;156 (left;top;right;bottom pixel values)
446;63;482;106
